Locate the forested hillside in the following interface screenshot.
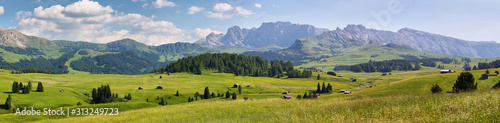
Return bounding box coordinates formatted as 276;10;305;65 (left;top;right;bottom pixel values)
152;53;312;78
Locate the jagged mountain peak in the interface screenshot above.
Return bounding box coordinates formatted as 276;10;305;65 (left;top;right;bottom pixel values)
344;24;367;31
199;21;329;48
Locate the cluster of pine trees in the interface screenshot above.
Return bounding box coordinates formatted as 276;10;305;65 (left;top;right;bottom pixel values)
11;81;39;94
316;82;333;93
297;92;318;99
152;53;310;78
91;85;120;104
335;58;455;72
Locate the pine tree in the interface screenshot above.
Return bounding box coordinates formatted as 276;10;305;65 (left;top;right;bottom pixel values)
226;91;230;98
36;82;44;92
147;99;149;102
486;69;490;74
211;92;215;98
28;82;32;91
188;97;191;102
296;95;302;99
231;93;237;100
317;74;320;80
12;82;19;93
175;90;179;96
303;92;308;99
22;85;30;94
312;92;318;99
452;72;477;93
77;102;82;106
127;93;132;100
203;87;210;99
4;95;12;110
321;82;326;93
316;83;320;93
238;85;242;94
159;98;165;106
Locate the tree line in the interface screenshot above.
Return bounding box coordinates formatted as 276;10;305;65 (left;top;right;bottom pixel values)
151;53;311;78
334;58;456;72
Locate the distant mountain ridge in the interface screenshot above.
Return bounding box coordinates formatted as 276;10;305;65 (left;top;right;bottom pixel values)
284;24;500;57
195;21;329;48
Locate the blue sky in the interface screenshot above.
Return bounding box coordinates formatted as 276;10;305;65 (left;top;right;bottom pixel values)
0;0;499;45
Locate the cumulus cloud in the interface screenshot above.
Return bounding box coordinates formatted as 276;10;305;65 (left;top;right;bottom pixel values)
151;0;176;8
188;6;204;15
131;0;146;2
62;0;113;18
213;3;233;12
206;3;254;19
14;0;206;45
0;6;4;15
16;11;32;20
235;6;253;17
254;4;262;8
206;11;232;19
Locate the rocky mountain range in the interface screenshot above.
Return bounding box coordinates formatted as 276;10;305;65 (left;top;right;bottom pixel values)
284;24;500;57
195;21;329;48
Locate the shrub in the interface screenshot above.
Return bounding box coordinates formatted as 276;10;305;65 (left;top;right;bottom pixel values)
430;84;442;93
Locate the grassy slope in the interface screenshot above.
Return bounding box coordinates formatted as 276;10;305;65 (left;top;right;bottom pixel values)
0;67;498;122
45;89;500;123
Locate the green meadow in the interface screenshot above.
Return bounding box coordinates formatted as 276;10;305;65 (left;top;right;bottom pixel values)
0;67;499;122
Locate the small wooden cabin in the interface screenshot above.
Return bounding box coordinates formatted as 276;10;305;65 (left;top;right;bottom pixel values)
338;75;343;77
440;70;455;74
382;73;387;76
282;91;290;94
340;90;346;92
138;87;143;90
156;86;163;89
233;84;240;88
344;91;351;94
246;84;251;87
281;96;292;99
488;73;498;76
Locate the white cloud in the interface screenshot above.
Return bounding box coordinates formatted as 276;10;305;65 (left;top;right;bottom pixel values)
213;3;233;12
16;11;32;20
188;6;204;15
131;0;146;2
206;11;232;19
151;0;176;8
142;3;149;9
14;0;203;45
205;4;254;19
62;0;113;18
254;4;262;8
0;6;4;15
235;6;254;17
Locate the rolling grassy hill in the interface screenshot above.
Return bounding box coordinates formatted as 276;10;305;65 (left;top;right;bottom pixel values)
0;67;499;122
